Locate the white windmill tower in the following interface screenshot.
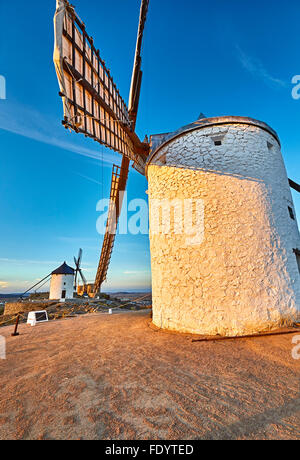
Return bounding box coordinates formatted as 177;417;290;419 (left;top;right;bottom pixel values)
49;262;75;301
147;116;300;336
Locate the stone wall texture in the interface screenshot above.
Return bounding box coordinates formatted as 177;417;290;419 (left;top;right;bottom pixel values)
148;122;300;336
4;302;50;316
4;302;28;316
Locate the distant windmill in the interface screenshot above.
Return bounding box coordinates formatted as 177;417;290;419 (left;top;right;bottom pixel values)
74;248;87;293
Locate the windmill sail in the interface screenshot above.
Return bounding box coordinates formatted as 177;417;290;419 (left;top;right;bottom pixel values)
289;179;300;193
53;0;148;173
94;157;130;292
54;0;150;296
74;248;87;291
129;0;150;128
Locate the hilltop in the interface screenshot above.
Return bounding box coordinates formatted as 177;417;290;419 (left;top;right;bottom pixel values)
0;294;26;302
0;311;299;440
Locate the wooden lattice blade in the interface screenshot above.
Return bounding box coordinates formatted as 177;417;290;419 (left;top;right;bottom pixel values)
93;156;130;294
53;0;149;174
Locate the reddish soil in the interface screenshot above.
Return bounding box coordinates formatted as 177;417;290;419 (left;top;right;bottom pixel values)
0;311;299;440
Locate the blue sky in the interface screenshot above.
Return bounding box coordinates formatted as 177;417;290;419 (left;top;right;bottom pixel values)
0;0;299;293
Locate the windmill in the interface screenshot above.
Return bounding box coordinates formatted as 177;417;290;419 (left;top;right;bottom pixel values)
53;0;300;303
53;0;150;297
73;248;87;293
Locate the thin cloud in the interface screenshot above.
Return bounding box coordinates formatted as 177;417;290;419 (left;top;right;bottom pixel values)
0;279;42;293
0;101;120;164
0;258;60;266
57;236;98;244
0;281;9;289
56;237;101;252
124;270;150;275
73;172;103;186
236;46;287;88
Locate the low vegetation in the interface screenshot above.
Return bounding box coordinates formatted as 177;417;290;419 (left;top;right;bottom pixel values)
0;298;152;328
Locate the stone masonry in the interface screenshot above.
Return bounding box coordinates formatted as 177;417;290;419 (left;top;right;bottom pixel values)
147;117;300;336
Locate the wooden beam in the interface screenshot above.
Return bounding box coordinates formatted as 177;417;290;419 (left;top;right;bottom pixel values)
289;179;300;193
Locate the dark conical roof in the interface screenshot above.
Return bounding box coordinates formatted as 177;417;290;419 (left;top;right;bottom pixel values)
52;262;75;275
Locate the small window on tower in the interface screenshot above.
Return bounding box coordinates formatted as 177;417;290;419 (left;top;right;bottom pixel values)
297;255;300;275
267;141;274;152
158;153;167;165
293;249;300;274
211;134;226;146
288;206;295;220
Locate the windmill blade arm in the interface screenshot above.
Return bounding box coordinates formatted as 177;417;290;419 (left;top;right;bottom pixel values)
53;0;149;175
289;179;300;193
20;273;52;299
79;269;87;286
130;70;143;127
77;248;83;266
128;0;150;129
93;156;130;294
60;59;148;172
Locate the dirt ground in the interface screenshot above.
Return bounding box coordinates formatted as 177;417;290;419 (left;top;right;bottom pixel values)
0;311;299;440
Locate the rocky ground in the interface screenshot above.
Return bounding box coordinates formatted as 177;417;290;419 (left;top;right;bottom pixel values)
0;296;151;328
0;310;299;440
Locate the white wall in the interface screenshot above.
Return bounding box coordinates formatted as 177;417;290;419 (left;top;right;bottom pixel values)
49;274;74;300
148;122;300;336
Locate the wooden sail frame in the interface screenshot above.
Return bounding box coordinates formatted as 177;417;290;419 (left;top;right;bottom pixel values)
54;0;150;295
54;0;149;174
